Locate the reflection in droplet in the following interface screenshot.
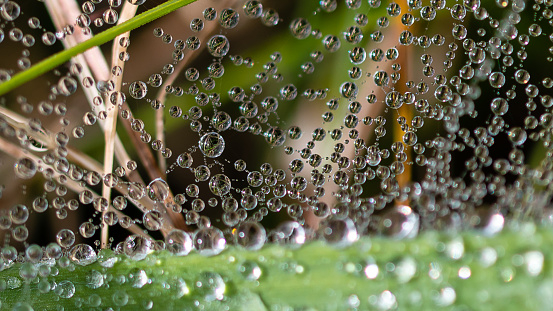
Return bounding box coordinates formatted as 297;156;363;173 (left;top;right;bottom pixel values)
377;205;419;239
14;157;37;179
199;132;225;158
234;221;266;250
147;178;170;202
207;35;230;57
69;244;97;266
194;227;226;256
319;218;358;247
166;229;193;256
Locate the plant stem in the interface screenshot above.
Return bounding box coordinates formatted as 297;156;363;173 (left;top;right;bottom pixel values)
0;0;199;96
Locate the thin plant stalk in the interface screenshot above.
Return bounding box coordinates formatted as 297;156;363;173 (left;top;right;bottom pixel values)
44;0;186;237
0;136;149;239
154;0;236;175
101;1;139;249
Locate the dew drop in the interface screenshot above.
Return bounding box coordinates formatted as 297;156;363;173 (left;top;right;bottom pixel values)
319;218;358;247
219;8;239;29
55;280;75;299
194;227;226;256
234;221;266;250
56;229;76;248
195;272;226;301
69;244;97;266
290;18;312;39
209;174;232;196
199;132;225;158
14;157;37;180
147;178;170;202
377;205;419;239
123;235;153;260
207;35;230;58
128;81;148;99
165;229;193;256
1;2;21;21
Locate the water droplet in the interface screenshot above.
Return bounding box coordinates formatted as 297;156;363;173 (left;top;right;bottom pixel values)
219;8;239;29
508;127;527;145
147;178;169;202
243;1;262;18
385;91;403;109
166;229;193;256
434;85;452;102
377;205;419;239
322;35;341;52
319;218;358;247
272;221;306;246
199;132;225;158
86;269;104;289
194;227;226;256
55;280;75;299
14;157;37;179
129;268;148;288
207;35;230;57
209;174;232;196
514;69;530;84
10;204;29;224
1;2;21;21
239;260;262;281
58;76;78;96
123;235;153;260
56;229;75;248
143;210;163;231
264;126;286;147
290;18;311;39
234;221;266;250
489;72;506;88
69;244;97;266
196;272;226;301
128;81;148;99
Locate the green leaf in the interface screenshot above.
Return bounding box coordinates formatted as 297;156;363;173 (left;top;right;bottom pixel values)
1;224;551;310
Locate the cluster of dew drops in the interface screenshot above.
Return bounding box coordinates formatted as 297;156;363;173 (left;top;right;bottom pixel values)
0;0;551;280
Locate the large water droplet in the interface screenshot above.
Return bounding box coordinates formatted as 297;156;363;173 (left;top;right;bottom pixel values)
234;221;266;250
199;132;225;158
69;244;97;266
14;157;37;179
290;18;311;39
147;178;169;202
123;235;153;260
319;218;358;247
165;229;193;256
128;81;148;99
1;2;21;22
219;8;239;29
86;269;104;289
208;174;232;196
194;227;226;256
272;221;306;246
56;229;76;248
207;35;230;57
377;205;419;239
195;272;226;301
58;76;78;96
55;280;75;298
